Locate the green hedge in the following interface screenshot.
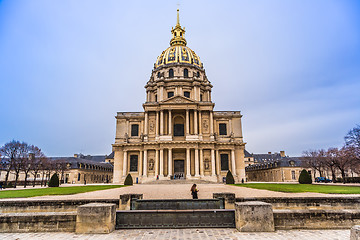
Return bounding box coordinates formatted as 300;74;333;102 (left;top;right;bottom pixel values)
48;173;60;187
226;170;235;184
298;169;312;184
124;173;133;185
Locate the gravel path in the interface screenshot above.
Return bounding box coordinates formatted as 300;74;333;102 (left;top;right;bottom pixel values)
4;183;355;200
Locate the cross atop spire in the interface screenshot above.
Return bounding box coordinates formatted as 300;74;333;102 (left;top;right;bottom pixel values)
170;9;187;46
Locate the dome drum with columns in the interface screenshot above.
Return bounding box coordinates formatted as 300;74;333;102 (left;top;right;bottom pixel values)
112;10;246;184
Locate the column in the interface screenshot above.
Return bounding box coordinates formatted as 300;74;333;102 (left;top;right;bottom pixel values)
155;150;159;177
126;120;129;135
139;150;143;176
194;110;198;134
143;150;147;177
211;149;216;176
160;110;164;135
168;110;172;135
195;148;199;177
186;148;191;177
186;110;190;135
168;148;172;177
122;151;127;176
216;150;220;175
144;112;148;136
231;149;236;176
199;111;202;135
210;111;214;135
159;149;164;177
156;111;159;136
229;119;232;136
200;149;204;176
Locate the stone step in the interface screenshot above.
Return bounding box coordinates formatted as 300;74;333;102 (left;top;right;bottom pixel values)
144;179;218;185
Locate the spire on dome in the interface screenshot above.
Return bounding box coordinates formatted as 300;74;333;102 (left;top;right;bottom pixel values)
170;9;187;46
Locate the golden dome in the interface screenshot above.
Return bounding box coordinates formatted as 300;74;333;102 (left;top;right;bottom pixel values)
154;9;202;69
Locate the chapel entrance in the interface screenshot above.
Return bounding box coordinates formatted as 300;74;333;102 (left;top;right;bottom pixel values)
174;160;185;179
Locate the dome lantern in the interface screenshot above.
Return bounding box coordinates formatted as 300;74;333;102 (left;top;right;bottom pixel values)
170;9;187;47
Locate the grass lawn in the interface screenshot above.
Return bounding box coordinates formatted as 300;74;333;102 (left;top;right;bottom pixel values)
0;185;126;199
234;183;360;194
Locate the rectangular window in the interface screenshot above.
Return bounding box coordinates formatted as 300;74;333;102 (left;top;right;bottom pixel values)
184;91;190;98
220;154;229;171
131;124;139;136
174;124;184;136
78;173;81;181
168;91;174;98
291;171;296;180
219;123;227;135
130;155;138;172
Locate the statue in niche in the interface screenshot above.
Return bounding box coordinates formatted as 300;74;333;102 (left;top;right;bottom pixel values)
148;159;154;172
204;159;210;170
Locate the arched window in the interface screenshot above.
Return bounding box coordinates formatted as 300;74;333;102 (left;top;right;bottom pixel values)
169;69;174;78
184;68;188;77
155;94;157;102
157;72;161;78
197;71;200;77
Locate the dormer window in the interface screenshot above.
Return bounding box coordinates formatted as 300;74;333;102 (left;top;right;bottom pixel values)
184;68;188;77
184;91;190;98
169;69;174;78
168;92;174;98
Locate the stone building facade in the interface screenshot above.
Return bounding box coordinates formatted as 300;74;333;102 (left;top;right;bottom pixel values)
112;10;246;184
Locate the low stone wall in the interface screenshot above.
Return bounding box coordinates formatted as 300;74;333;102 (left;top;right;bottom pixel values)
0;199;119;213
0;212;76;233
116;209;235;228
274;209;360;230
236;197;360;210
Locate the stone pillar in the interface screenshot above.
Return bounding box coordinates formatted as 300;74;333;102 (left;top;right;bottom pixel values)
211;149;216;176
122;151;127;176
119;193;144;210
186;148;191;177
195;148;199;177
198;111;202;135
216;150;220;175
213;193;236;209
155;150;159;177
168;148;173;177
156;111;159;136
76;203;116;234
186;110;190;135
159;149;164;177
210;111;214;135
194;110;198;134
351;225;360;240
231;149;236;176
113;150;123;183
144;112;148;136
168;110;172;135
139;150;143;176
200;149;204;176
143;150;147;177
235;201;275;232
160;110;164;135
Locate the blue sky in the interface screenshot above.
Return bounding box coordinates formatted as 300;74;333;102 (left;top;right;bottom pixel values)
0;0;359;157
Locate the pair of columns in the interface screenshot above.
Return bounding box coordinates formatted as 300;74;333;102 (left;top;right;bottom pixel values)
122;148;236;178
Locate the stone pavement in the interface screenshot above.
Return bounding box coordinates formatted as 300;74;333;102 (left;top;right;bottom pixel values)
1;183;358;202
0;229;350;239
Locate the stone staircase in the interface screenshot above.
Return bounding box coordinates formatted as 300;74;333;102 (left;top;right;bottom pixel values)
144;179;218;184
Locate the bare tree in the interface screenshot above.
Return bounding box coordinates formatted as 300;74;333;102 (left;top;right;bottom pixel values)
336;146;358;183
302;150;326;178
324;148;339;182
345;124;360;153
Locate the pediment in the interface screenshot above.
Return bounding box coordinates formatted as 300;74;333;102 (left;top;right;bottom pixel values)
162;96;195;104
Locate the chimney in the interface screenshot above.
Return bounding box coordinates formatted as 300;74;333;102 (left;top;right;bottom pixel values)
268;152;271;155
280;151;285;157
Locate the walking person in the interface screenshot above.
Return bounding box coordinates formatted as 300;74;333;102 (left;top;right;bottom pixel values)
190;184;199;199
